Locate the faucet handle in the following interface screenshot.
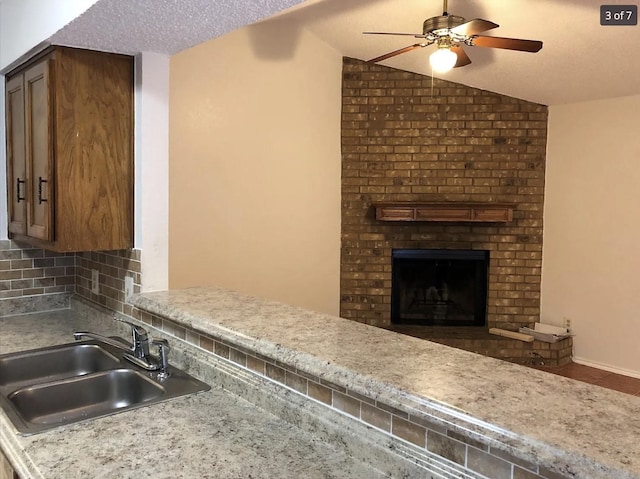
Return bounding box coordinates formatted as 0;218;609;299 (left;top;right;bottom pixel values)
113;316;148;338
113;317;150;358
152;339;171;379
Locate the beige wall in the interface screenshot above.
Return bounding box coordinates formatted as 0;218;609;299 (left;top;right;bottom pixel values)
169;21;342;315
542;94;640;376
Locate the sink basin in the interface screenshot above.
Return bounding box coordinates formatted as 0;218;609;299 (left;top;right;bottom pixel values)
0;343;121;386
0;339;210;435
8;369;165;426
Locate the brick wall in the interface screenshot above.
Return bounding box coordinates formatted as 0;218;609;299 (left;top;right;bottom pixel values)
340;58;548;330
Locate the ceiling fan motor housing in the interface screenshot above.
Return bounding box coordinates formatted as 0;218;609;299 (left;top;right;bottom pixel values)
423;15;466;35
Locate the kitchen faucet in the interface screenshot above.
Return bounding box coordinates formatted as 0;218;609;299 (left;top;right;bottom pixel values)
74;318;170;376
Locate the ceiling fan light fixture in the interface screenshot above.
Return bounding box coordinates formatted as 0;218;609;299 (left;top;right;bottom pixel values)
429;47;457;73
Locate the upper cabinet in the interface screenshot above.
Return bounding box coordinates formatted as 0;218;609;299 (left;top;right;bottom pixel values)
5;46;133;252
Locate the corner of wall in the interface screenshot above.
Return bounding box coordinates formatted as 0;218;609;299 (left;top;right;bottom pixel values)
135;52;170;292
0;76;7;239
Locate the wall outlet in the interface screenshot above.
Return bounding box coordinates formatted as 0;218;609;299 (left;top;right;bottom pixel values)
91;269;99;294
124;276;134;298
563;317;572;331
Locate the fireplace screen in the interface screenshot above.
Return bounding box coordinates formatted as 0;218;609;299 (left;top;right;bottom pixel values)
391;249;489;327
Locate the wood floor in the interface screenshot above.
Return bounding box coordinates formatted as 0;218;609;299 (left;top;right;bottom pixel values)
535;363;640;397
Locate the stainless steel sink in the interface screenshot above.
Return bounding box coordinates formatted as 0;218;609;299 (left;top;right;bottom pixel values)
0;339;210;435
0;343;121;386
8;369;164;426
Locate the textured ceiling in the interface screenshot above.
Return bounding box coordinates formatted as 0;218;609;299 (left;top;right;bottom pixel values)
49;0;307;55
49;0;640;106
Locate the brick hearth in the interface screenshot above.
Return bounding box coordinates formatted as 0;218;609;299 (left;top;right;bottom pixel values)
340;58;549;341
386;325;572;367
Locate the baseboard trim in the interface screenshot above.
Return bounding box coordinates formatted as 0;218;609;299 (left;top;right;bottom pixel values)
572;356;640;379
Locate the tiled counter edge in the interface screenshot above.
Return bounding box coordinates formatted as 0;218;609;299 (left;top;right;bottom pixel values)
127;292;620;479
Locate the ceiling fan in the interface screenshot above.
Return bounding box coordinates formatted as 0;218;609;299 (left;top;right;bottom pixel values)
363;0;542;72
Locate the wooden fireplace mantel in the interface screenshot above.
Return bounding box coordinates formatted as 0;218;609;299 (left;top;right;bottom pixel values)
372;202;514;223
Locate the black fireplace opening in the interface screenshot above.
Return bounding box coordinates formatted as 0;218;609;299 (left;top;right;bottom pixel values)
391;249;489;327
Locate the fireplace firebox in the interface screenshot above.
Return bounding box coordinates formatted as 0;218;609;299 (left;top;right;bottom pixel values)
391;249;489;327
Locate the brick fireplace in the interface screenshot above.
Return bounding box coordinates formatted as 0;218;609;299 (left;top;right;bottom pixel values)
340;58;548;334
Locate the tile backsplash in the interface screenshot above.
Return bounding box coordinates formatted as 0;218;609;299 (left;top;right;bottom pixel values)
0;240;75;299
75;250;141;314
0;240;141;316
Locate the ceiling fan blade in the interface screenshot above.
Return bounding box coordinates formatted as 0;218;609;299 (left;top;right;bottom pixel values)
450;18;498;36
451;45;471;67
363;31;426;38
471;35;543;52
367;43;431;63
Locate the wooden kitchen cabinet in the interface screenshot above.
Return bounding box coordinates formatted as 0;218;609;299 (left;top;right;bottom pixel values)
5;46;133;252
0;448;18;479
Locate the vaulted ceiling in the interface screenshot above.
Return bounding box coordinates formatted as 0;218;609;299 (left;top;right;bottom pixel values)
49;0;640;105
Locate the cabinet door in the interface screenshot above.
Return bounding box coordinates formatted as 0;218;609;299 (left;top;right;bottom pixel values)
24;60;53;241
0;448;16;479
5;75;27;235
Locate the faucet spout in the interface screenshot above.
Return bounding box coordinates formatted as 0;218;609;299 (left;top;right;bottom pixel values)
73;322;161;372
73;332;134;353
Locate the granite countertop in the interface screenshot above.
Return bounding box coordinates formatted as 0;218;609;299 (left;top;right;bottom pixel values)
0;309;386;479
130;286;640;479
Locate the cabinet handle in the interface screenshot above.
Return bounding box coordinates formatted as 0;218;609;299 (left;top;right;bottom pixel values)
38;177;48;204
16;178;25;203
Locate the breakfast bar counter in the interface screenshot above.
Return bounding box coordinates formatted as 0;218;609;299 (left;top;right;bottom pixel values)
129;286;640;479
